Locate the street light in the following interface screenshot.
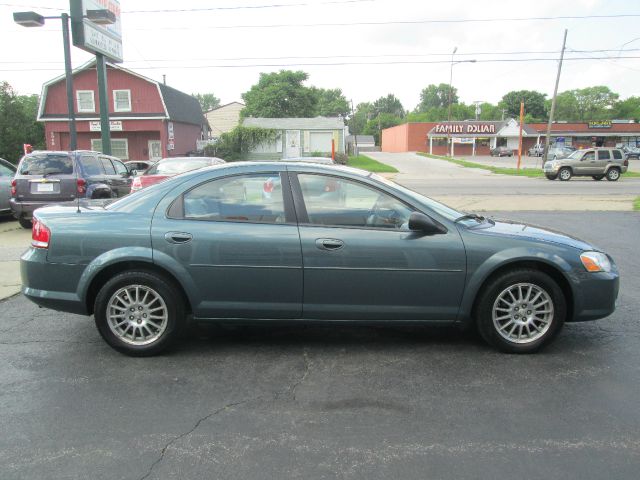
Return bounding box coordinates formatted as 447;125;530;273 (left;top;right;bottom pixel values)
13;9;116;152
447;49;476;122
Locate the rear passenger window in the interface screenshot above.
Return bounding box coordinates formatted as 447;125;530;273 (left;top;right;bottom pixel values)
597;150;610;160
182;174;285;223
612;150;622;160
99;157;116;174
81;156;103;176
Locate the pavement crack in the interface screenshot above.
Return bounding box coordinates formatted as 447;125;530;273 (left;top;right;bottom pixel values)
291;351;311;402
137;396;260;480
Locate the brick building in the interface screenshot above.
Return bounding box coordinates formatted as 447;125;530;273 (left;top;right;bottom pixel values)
38;60;208;161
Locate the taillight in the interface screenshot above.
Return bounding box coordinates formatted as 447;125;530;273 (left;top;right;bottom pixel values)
32;218;51;249
263;179;274;193
624;159;629;167
10;179;16;197
131;176;142;192
77;178;86;195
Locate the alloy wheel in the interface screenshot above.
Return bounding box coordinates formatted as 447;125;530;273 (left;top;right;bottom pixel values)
492;283;554;344
106;285;168;346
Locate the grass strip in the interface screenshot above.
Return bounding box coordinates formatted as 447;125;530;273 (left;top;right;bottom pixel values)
347;155;398;173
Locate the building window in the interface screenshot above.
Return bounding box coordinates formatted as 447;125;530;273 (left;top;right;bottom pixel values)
91;139;129;160
76;90;95;112
113;89;131;112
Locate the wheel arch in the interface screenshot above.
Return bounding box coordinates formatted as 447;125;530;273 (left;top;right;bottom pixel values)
461;259;575;326
85;260;193;316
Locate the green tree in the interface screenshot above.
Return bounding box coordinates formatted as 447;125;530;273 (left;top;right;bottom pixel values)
612;96;640;121
241;70;317;118
347;102;373;135
0;82;44;163
312;87;349;118
363;112;403;144
372;94;405;117
192;93;220;112
499;90;547;121
476;102;502;121
553;86;619;121
416;83;458;112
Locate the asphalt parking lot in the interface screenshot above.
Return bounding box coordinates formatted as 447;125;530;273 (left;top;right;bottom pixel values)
1;211;639;479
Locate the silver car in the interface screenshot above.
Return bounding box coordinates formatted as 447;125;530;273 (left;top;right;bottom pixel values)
544;148;629;181
0;158;17;216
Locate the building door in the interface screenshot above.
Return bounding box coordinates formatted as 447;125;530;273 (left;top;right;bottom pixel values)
148;140;162;161
285;130;301;158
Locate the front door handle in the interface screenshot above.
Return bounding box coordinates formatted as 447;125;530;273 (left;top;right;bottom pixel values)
165;232;193;244
316;238;344;251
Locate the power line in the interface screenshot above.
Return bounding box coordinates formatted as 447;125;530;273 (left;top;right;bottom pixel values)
124;0;375;13
3;48;640;65
1;55;639;72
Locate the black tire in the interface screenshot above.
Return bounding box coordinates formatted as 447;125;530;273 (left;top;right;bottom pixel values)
592;175;604;181
476;269;566;353
558;167;572;181
606;168;620;181
18;217;32;229
94;270;185;356
545;174;558;180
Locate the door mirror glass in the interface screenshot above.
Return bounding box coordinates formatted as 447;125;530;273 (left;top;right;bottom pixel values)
408;212;446;235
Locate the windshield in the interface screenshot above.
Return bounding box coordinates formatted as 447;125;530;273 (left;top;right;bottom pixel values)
146;158;211;175
370;173;464;221
565;150;584;160
19;154;74;175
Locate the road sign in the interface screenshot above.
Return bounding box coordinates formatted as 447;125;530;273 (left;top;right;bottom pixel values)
70;0;123;62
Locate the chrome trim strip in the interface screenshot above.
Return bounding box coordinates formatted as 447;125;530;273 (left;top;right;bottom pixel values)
190;264;301;269
305;266;463;272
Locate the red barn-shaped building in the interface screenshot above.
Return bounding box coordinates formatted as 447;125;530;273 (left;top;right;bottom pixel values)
38;60;208;161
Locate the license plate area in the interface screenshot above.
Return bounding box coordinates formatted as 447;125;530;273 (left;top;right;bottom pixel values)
37;183;54;192
30;181;60;194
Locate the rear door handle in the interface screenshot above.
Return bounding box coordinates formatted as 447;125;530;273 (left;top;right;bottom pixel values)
165;232;193;244
316;238;344;251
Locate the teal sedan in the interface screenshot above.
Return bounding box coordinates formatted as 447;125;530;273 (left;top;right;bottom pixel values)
21;162;619;356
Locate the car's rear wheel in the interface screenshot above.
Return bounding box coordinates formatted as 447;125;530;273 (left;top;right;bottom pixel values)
476;269;566;353
606;168;620;181
558;167;572;181
94;271;184;356
592;175;604;181
545;174;557;180
18;217;31;229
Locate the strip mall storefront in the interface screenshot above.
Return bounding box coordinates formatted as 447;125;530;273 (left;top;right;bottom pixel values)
381;120;640;155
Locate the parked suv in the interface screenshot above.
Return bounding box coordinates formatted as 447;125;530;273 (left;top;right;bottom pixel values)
11;150;134;228
543;148;628;181
0;158;17;217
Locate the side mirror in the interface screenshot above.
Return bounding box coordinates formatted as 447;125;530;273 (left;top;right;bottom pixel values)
408;212;447;235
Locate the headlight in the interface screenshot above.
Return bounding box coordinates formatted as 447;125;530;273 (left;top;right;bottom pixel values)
580;251;611;273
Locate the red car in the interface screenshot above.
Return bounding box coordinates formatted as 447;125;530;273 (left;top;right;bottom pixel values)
131;156;225;192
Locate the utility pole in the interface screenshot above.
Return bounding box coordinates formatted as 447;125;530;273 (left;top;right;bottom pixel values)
350;99;358;155
517;101;524;170
542;29;568;165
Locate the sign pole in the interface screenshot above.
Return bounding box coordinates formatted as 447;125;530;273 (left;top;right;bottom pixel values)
517;101;524;170
95;53;111;155
60;13;77;150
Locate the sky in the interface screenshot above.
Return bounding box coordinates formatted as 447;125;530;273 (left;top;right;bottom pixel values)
1;0;640;113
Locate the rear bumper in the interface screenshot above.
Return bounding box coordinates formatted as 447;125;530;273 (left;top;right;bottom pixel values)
11;199;77;219
20;248;88;315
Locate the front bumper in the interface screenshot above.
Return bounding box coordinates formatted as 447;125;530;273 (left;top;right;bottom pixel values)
570;269;620;322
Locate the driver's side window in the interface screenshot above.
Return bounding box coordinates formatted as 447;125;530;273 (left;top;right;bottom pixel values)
583;152;595;161
297;174;413;230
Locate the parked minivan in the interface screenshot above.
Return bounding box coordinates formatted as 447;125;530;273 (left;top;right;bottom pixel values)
11;150;134;228
543;148;629;181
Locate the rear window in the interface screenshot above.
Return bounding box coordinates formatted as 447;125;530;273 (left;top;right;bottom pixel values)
146;159;211;175
19;154;73;175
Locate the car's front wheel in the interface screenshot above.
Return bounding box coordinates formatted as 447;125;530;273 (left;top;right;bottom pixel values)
558;167;572;181
606;168;620;181
545;174;557;180
94;270;184;356
476;269;566;353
